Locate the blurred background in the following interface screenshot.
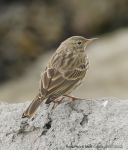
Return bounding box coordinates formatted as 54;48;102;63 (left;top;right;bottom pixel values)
0;0;128;103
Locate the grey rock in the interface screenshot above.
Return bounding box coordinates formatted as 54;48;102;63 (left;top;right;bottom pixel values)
0;97;127;150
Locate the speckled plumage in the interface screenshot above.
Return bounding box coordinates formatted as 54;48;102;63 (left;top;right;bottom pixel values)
21;36;97;119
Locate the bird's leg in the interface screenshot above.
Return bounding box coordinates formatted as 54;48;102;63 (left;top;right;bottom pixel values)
64;95;84;105
52;97;65;109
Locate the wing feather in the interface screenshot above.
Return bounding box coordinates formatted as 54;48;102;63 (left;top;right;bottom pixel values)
42;71;50;89
41;63;87;104
45;78;79;104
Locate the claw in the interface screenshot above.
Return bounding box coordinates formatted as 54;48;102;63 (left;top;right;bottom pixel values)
52;97;64;109
64;95;84;105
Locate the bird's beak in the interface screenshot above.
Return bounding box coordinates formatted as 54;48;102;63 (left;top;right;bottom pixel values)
84;38;98;45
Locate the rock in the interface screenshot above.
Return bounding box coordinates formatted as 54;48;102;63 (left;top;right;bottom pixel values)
0;97;128;150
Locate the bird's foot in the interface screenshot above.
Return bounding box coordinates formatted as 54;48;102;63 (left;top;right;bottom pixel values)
52;97;64;109
64;94;84;105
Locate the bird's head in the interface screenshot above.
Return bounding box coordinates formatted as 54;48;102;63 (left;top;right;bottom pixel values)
61;36;98;52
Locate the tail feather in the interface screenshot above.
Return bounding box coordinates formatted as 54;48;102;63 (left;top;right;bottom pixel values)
21;94;44;119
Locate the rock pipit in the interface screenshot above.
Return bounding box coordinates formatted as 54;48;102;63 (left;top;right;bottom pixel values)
21;36;97;119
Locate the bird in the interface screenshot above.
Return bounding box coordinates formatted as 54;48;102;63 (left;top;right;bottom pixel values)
21;36;97;119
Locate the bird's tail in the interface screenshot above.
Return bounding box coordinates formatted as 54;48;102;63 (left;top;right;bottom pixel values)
21;94;44;119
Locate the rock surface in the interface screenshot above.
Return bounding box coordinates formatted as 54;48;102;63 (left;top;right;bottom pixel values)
0;97;128;150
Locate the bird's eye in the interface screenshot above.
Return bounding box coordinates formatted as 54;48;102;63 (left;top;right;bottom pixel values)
77;41;82;45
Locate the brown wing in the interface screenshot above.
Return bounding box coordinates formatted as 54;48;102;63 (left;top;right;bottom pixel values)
40;63;87;104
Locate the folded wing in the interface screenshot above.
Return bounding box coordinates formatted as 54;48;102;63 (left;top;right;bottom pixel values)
40;64;87;104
